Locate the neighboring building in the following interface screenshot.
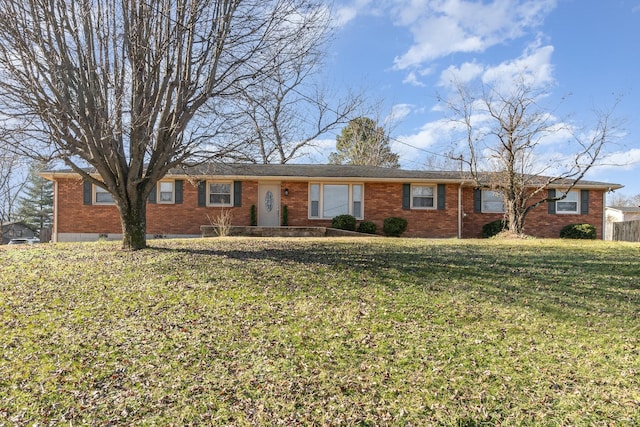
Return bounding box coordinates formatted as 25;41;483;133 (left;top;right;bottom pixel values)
41;163;622;242
1;221;36;245
605;206;640;241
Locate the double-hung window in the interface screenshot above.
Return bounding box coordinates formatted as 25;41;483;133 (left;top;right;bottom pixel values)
309;183;363;219
556;190;579;214
482;190;505;213
412;185;435;209
94;185;114;204
209;182;232;206
158;181;175;203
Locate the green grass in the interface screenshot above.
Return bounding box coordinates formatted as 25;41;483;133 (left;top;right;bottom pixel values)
1;237;638;425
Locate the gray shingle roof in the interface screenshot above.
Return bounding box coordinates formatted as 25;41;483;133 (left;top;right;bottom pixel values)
42;162;623;189
174;163;467;180
607;206;640;212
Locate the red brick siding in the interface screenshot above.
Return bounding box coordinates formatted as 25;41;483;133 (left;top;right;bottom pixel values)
461;187;605;238
55;178;258;235
280;181;310;226
54;177;605;239
56;178;122;234
280;182;459;238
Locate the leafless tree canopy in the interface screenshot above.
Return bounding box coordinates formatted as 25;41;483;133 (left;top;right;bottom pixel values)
0;149;28;228
0;0;328;249
441;78;617;234
220;11;362;165
607;192;640;207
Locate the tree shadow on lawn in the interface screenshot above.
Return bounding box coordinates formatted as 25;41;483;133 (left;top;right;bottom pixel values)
148;239;639;321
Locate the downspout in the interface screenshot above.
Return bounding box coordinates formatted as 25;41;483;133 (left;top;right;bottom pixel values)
458;183;463;239
602;189;608;240
52;180;58;242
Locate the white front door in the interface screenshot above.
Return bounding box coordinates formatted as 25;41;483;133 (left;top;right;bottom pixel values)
258;183;281;227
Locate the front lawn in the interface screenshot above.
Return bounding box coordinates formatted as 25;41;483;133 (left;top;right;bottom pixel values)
1;238;638;425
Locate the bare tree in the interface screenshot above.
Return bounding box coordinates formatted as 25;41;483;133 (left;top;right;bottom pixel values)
441;78;617;235
222;11;362;165
0;150;28;238
607;192;640;207
0;0;327;250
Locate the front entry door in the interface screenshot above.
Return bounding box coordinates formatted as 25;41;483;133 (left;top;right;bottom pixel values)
258;183;281;227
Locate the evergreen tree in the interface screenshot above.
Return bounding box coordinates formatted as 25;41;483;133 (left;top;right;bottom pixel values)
329;117;400;168
16;162;53;235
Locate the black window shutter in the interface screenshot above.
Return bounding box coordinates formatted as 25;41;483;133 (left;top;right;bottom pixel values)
197;181;206;207
548;189;556;214
473;188;482;213
437;184;446;210
175;180;183;204
402;184;411;210
148;183;156;204
580;189;589;214
83;181;92;205
233;181;242;207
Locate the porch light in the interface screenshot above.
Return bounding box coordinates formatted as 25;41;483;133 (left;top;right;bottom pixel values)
284;188;289;196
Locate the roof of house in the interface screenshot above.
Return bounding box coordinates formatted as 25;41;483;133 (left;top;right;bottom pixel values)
606;206;640;213
41;163;623;189
1;221;31;228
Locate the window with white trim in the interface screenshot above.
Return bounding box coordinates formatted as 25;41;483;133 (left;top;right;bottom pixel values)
412;185;435;209
94;185;114;204
208;182;232;206
482;190;505;213
556;190;579;214
158;181;175;203
309;183;363;219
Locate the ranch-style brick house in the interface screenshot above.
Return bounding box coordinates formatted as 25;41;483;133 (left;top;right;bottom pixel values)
41;163;622;242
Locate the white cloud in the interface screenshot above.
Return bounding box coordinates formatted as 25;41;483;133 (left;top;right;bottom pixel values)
387;103;414;123
482;43;555;89
438;61;484;88
333;0;375;27
334;6;359;27
436;42;555;94
392;118;462;166
391;0;557;69
402;71;427;87
596;148;640;171
402;66;434;86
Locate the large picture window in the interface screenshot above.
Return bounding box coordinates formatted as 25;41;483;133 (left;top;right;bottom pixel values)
309;183;363;219
556;190;579;214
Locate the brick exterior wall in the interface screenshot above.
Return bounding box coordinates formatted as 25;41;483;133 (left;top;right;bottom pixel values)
281;182;459;238
55;178;257;236
461;187;605;239
53;177;606;240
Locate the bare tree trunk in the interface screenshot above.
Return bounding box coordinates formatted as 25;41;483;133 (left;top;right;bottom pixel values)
117;195;147;251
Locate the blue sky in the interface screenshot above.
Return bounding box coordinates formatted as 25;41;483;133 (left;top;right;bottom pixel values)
299;0;640;198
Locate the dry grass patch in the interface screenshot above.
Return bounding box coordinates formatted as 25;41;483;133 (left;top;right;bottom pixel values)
1;238;639;425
